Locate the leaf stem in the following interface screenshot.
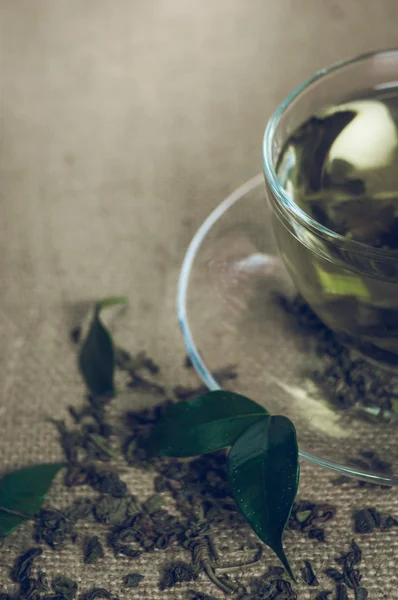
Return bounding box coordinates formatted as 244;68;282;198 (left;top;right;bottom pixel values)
0;507;32;520
214;547;263;573
203;561;236;594
206;535;219;562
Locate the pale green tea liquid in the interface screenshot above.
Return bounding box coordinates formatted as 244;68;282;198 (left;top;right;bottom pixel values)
275;90;398;366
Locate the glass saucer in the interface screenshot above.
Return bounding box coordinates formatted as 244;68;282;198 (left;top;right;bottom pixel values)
177;174;398;485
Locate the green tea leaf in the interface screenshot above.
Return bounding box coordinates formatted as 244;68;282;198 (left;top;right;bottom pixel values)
78;296;127;395
148;391;268;457
0;463;64;538
228;416;299;579
0;511;28;538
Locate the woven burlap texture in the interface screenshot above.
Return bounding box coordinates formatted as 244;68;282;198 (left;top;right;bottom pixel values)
0;307;398;599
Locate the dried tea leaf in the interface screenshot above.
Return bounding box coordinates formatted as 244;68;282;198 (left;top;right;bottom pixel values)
20;578;49;599
65;498;93;523
86;467;127;497
350;539;362;565
0;463;64;538
228;416;299;579
187;592;218;600
87;434;120;459
11;547;43;582
263;566;287;580
35;507;72;548
353;509;377;534
336;583;349;600
324;568;344;583
83;536;104;564
78;297;127;395
149;391;268;457
52;575;78;600
143;494;163;514
79;588;116;600
0;592;16;600
114;545;142;559
37;571;51;593
93;496;129;526
122;573;144;588
308;527;326;542
159;561;197;590
355;588;369;600
300;560;319;586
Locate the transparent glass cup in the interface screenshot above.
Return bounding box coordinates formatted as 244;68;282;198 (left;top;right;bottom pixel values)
263;49;398;368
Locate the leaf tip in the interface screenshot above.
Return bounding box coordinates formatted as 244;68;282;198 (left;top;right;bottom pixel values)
276;544;295;582
97;296;128;311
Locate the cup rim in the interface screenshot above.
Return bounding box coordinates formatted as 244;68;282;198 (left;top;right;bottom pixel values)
262;47;398;262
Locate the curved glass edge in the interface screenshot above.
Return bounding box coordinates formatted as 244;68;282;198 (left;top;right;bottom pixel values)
263;47;398;263
177;173;264;391
176;174;398;486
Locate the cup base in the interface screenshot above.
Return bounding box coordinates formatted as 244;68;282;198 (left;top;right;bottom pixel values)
178;174;398;484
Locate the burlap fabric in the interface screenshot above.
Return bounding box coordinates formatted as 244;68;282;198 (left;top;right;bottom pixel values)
2;1;398;597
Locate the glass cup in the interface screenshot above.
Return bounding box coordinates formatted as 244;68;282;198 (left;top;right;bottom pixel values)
263;49;398;368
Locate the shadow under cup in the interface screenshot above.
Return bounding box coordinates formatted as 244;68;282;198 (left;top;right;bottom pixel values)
263;49;398;368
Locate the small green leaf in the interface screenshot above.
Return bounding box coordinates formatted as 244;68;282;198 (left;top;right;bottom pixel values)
0;463;64;538
148;391;268;457
78;296;127;395
228;416;299;579
0;511;28;538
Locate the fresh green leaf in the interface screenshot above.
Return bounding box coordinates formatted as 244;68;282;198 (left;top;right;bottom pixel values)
228;416;299;579
0;463;64;538
0;463;65;514
148;391;268;457
78;296;127;395
0;511;29;538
